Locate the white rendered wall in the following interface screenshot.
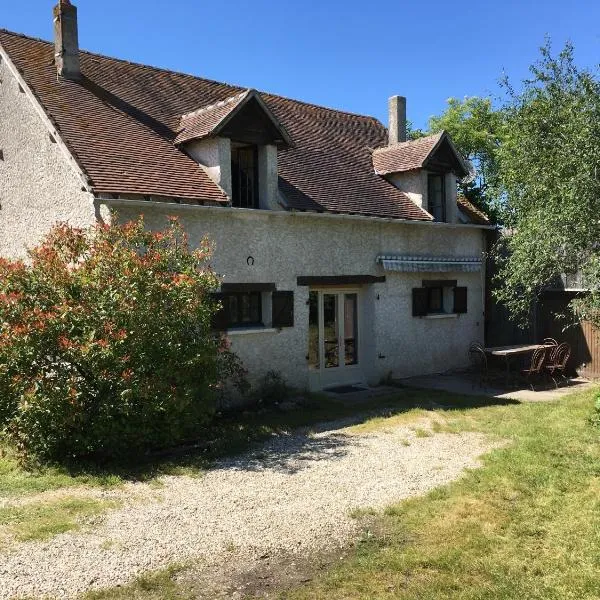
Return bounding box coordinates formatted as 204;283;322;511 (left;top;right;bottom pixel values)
388;170;460;223
113;203;486;390
184;137;232;198
0;57;97;259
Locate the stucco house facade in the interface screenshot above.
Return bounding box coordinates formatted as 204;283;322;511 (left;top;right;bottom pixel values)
0;1;492;391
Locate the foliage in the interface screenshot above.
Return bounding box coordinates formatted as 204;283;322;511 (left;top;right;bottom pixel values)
493;42;600;326
251;370;290;407
0;216;246;463
428;96;505;223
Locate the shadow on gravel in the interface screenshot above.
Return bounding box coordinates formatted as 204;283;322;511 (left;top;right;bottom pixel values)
54;387;520;483
217;431;362;474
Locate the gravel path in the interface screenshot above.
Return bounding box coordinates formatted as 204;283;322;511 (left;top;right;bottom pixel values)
0;418;500;599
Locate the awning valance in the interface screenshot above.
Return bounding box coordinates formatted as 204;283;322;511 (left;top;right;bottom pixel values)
376;255;482;273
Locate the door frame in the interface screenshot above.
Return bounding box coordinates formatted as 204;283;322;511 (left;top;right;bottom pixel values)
308;287;364;390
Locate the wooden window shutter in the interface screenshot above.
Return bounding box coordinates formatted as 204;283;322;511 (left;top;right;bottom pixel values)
272;291;294;328
453;287;468;314
210;292;229;331
412;288;428;317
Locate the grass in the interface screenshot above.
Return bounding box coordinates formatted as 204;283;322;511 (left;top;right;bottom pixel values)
82;564;192;600
281;386;600;600
0;388;460;500
0;444;123;499
77;386;600;600
3;385;600;599
0;497;118;542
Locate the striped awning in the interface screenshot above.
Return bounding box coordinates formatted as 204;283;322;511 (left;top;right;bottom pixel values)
376;255;482;273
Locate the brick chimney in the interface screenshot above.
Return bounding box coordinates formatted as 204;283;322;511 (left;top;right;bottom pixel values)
388;95;407;145
53;0;80;80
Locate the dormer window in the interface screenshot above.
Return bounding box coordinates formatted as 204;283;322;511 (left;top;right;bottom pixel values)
372;128;471;224
231;143;258;208
428;173;446;222
175;89;292;211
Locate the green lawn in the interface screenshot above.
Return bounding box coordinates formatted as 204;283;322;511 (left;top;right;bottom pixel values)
0;497;119;543
283;387;600;600
2;386;599;599
81;386;600;600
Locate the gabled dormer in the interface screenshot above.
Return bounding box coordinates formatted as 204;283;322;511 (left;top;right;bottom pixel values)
373;97;471;223
175;89;292;211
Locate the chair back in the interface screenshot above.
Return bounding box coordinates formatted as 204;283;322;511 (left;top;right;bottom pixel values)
554;343;571;369
543;337;558;346
468;342;487;370
528;347;547;375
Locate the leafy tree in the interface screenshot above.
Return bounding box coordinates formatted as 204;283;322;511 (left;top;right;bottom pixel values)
493;42;600;327
0;216;246;463
428;96;505;222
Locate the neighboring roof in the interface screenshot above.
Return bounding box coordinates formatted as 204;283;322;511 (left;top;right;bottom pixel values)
174;89;292;147
457;195;490;226
372;132;470;178
0;29;430;221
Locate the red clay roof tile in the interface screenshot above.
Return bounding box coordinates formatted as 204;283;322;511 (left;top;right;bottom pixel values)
457;195;491;225
372;133;445;175
174;91;250;145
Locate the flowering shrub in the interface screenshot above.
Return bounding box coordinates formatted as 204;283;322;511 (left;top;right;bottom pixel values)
0;216;246;462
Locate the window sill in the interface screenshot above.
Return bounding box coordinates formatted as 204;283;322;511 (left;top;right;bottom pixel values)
226;326;279;336
423;313;458;319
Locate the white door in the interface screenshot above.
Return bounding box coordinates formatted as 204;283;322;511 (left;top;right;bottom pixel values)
308;289;363;390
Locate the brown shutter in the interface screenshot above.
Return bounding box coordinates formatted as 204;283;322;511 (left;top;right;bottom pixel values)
272;291;294;327
412;288;428;317
453;287;468;314
210;292;229;331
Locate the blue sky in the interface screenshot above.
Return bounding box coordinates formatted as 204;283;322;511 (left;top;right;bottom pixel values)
3;1;600;128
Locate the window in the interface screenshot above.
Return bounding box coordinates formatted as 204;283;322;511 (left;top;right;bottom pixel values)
412;281;467;317
428;173;446;222
224;291;262;327
211;287;294;330
231;144;258;209
427;286;444;313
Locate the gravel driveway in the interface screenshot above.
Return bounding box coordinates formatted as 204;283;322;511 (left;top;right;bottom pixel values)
0;417;499;599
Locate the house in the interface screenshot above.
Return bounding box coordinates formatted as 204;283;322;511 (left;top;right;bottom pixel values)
0;0;493;391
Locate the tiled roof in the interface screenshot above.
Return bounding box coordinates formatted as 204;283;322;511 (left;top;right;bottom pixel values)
174;91;250;145
0;29;431;220
372;133;445;175
0;31;228;203
457;195;491;225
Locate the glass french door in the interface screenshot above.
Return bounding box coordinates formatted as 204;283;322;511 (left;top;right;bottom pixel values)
308;289;361;388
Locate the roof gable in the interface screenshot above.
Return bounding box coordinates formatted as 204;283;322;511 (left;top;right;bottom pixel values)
175;89;293;147
373;132;470;178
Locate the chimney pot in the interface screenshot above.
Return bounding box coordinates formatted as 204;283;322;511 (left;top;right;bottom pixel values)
388;95;407;145
54;0;80;80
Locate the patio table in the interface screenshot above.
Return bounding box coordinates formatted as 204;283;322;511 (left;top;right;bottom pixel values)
483;344;550;387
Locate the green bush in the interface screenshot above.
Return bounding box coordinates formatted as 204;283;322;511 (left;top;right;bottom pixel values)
0;216;246;462
251;370;289;407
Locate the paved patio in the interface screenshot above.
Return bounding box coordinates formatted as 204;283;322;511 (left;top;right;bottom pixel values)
399;373;595;402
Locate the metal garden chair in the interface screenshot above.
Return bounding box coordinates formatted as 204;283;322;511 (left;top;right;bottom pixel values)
468;342;488;389
545;342;572;387
520;346;548;391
